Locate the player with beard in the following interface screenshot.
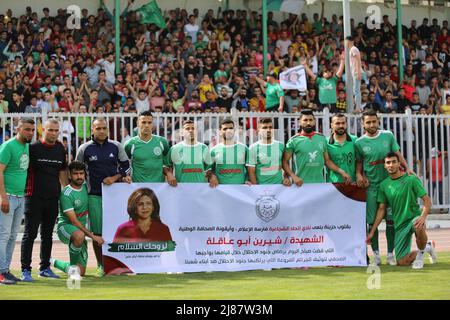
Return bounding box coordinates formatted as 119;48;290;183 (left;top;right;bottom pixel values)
282;110;351;186
326;114;357;183
0;118;35;285
51;161;104;278
367;152;437;269
355;109;413;266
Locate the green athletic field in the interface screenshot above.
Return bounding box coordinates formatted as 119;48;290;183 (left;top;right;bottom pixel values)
2;253;450;300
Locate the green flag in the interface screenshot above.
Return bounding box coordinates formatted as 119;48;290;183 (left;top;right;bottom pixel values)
136;0;166;29
267;0;304;14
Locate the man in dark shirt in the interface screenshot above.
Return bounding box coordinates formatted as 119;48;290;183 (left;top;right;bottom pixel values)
76;118;131;276
216;87;233;112
9;91;26;113
409;92;423;114
365;92;381;112
418;18;431;39
20;119;68;281
395;88;411;113
183;55;201;78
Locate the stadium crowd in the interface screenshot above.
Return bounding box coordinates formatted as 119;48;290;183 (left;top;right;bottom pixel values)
0;2;447;284
0;2;449;121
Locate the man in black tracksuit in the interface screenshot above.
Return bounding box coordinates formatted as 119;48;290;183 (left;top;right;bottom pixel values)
76;118;130;276
20;119;68;281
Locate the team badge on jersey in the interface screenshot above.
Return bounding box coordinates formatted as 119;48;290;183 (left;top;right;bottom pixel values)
154;147;162;156
363;146;371;154
259;153;269;165
255;193;280;222
308;150;318;162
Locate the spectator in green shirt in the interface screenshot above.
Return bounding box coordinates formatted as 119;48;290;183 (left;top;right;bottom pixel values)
0;118;35;285
301;53;344;111
254;73;285;112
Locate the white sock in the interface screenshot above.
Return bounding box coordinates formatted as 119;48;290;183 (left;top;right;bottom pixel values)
49;258;56;267
416;250;424;260
424;242;432;253
373;250;380;256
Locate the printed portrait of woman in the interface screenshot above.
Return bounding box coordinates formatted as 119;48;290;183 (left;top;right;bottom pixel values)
113;188;173;243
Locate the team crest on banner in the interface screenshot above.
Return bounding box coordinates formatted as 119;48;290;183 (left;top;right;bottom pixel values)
255;193;280;222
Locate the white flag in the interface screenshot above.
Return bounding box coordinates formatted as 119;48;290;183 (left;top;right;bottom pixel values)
279;65;307;91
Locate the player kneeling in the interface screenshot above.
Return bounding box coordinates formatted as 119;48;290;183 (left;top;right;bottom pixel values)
50;161;104;278
366;153;437;269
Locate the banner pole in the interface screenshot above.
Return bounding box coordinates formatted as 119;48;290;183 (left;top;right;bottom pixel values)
262;0;268;77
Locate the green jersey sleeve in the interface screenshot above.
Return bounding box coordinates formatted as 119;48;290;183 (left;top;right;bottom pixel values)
412;176;427;198
276;84;285;98
244;145;250;164
0;144;11;165
320;135;327;155
285;137;296;154
124;139;132;159
202;144;213;171
210;147;217;172
377;183;387;204
389;131;400;152
167;146;174;168
355;141;363;161
60;192;74;212
247;144;257;167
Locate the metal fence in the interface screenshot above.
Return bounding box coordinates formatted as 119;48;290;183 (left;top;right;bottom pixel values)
1;109;449;209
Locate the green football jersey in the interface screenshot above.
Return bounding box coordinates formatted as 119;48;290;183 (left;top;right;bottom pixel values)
247;140;284;184
124;135;170;182
285;133;327;183
377;174;427;229
316;76;338;104
0;137;29;196
168;142;212;183
265;82;285;110
326;134;357;183
58;183;89;227
210;142;248;184
355;130;400;187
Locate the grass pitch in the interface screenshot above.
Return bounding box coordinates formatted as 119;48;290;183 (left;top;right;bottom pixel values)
1;253;449;300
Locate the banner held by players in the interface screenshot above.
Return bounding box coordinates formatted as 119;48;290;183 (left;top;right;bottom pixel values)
102;183;367;275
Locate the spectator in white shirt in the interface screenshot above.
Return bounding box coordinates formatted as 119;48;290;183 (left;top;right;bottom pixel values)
184;15;200;44
96;53;116;84
347;36;363;111
276;30;292;57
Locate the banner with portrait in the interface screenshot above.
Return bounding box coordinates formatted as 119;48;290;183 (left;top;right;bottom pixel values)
102;183;367;275
279;65;307;91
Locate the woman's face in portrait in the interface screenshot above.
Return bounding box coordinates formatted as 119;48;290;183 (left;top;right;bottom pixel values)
136;195;153;220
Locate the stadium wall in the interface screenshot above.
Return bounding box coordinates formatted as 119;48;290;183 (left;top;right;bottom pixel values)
0;0;448;26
